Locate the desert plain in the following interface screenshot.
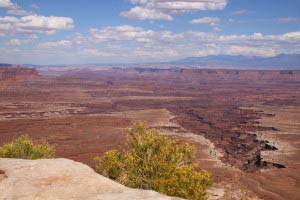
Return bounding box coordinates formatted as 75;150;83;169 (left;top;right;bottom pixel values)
0;67;300;200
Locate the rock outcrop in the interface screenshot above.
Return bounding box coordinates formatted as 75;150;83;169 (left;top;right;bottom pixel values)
0;67;38;89
0;67;38;82
0;158;182;200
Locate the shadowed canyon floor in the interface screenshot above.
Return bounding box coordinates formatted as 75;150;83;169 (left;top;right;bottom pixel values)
0;67;300;199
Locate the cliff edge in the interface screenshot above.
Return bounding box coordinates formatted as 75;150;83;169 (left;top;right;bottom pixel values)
0;158;182;200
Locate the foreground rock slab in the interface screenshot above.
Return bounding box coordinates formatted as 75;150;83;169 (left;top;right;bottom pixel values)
0;158;182;200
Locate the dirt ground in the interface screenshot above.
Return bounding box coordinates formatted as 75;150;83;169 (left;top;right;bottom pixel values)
1;68;300;199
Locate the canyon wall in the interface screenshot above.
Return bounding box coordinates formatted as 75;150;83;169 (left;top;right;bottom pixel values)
0;67;38;88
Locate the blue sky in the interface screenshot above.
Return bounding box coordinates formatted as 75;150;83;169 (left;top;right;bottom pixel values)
0;0;300;64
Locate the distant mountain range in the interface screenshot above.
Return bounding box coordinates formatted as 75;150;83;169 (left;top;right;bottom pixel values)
170;54;300;69
0;63;13;67
1;54;300;70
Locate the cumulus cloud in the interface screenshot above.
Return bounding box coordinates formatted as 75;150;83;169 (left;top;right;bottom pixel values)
5;38;21;46
37;40;72;48
80;48;114;57
0;16;19;23
227;45;278;57
0;0;16;9
1;0;34;17
73;32;86;44
190;17;221;31
2;0;33;16
90;25;148;42
121;6;173;21
0;15;74;36
122;0;227;21
74;25;300;60
7;8;33;16
190;17;220;24
3;24;300;63
89;25;181;43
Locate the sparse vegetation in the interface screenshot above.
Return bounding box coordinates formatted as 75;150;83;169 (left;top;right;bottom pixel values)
95;122;212;200
0;135;54;159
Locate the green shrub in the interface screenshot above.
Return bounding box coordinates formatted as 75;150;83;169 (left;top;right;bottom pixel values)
0;135;54;159
95;122;212;200
95;150;124;180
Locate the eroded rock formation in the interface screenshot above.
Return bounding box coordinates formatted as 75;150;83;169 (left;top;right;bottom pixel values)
0;67;38;81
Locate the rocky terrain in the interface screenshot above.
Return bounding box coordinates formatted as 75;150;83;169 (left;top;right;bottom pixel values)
0;67;38;89
0;67;299;199
180;69;300;81
110;67;300;81
0;158;181;200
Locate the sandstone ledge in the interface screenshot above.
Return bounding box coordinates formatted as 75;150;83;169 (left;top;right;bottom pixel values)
0;158;182;200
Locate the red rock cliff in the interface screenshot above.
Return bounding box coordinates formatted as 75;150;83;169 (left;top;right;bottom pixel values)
0;67;38;88
0;67;38;81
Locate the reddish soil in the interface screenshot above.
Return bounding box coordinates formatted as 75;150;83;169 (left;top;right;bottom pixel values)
0;67;300;199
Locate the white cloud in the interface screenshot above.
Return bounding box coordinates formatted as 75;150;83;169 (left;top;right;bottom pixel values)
89;25;181;43
228;18;235;23
29;4;39;9
73;32;86;44
190;17;221;30
37;40;72;48
20;15;74;31
3;24;300;63
7;8;33;16
0;0;16;9
227;45;278;57
0;16;19;23
213;26;221;32
5;38;21;46
278;17;300;23
90;25;145;42
0;15;74;36
75;25;300;60
28;34;38;39
3;1;33;16
121;6;173;21
228;17;300;24
80;48;114;57
190;17;220;24
122;0;227;21
152;0;226;11
231;9;249;15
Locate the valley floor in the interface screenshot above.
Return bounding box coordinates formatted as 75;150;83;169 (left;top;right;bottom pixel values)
1;68;300;199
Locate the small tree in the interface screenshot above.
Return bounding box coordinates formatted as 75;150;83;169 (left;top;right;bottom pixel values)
0;135;54;159
95;122;212;200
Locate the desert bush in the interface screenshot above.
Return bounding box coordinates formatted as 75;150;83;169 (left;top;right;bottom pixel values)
95;122;212;200
95;150;124;179
0;135;54;159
